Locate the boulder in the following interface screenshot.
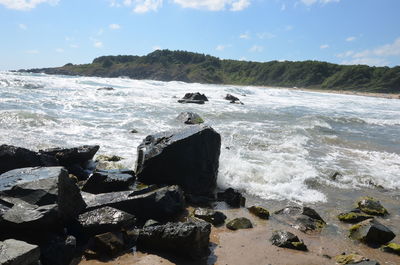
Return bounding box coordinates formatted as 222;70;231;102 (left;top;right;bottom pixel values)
176;112;204;125
82;185;185;221
226;217;253;230
349;219;396;245
274;206;325;233
193;208;226;226
137;221;211;259
0;144;58;174
337;209;374;223
217;188;246;208
40;145;99;166
135;126;221;197
356;197;388;216
178;92;208;104
82;169;135;194
40;235;76;265
382;243;400;255
78;206;136;235
335;253;368;264
93;231;125;257
248;206;270;220
224;94;243;104
0;239;40;265
270;230;307;251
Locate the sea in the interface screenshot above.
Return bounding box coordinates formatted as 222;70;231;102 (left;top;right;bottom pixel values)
1;71;400;205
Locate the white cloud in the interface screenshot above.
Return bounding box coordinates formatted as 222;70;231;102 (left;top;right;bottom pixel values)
249;45;263;52
69;44;79;48
152;45;162;50
0;0;59;11
25;49;39;54
336;50;354;58
301;0;340;6
216;44;232;51
94;41;103;48
239;32;250;39
281;4;286;11
18;23;27;30
341;58;388;67
230;0;250;11
109;24;121;30
173;0;251;11
320;44;329;49
257;32;275;39
55;48;64;53
285;25;293;31
346;36;356;42
134;0;162;13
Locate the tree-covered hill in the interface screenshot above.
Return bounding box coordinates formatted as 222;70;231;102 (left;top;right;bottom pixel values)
23;50;400;93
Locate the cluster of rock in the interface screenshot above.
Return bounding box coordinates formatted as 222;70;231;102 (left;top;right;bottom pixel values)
177;92;244;105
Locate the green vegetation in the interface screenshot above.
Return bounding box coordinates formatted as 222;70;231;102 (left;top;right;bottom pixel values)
26;49;400;93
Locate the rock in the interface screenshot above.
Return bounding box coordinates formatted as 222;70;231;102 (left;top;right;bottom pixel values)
330;171;343;181
337;209;374;223
381;243;400;255
224;94;243;104
0;144;58;174
0;239;40;265
335;253;368;264
248;206;270;220
356;197;388;216
178;92;208;104
82;185;185;221
270;230;307;251
82;169;135;194
130;129;139;134
78;206;136;235
40;145;99;167
97;87;114;91
95;154;123;162
137;221;211;259
274;206;326;233
349;219;396;245
143;219;160;228
93;232;125;257
176;112;204;125
226;217;253;230
136;126;221;197
40;235;76;265
193;208;226;226
217;188;246;208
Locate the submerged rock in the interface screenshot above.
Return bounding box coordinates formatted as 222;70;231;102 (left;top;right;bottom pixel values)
193;208;226;226
381;243;400;255
349;219;395;245
270;230;307;251
82;169;135;194
176;112;204;125
97;87;114;91
248;206;270;220
356;197;388;216
0;239;40;265
226;217;253;230
274;206;326;233
136;126;221;197
337;209;374;223
137;221;211;259
217;188;246;208
178;92;208;104
224;94;243;104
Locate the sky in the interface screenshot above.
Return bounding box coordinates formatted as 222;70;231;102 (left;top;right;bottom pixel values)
0;0;399;70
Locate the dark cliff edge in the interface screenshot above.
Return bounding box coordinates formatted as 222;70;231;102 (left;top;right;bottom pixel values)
19;49;400;93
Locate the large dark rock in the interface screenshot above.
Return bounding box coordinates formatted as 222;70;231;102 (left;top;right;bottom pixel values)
193;208;226;226
137;221;211;259
224;94;243;104
78;206;136;235
82;169;135;194
82;185;185;221
178;92;208;104
93;231;125;257
0;144;58;174
270;230;308;251
40;145;99;166
274;206;326;233
135;126;221;197
0;239;40;265
217;188;246;208
40;235;76;265
349;219;396;245
176;112;204;125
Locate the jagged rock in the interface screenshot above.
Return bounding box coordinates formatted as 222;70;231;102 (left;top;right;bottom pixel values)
176;112;204;125
270;231;307;251
178;92;208;104
217;188;246;208
135;126;221;197
40;145;99;166
137;221;211;259
248;206;270;220
82;169;135;194
95;154;123;162
82;185;185;221
193;208;226;226
0;144;58;174
93;232;125;257
337;209;374;223
40;235;76;265
274;206;325;233
143;219;160;228
224;94;243;104
0;239;40;265
226;217;253;230
349;219;395;245
78;206;136;235
330;171;343;181
97;87;114;91
356;197;388;216
382;243;400;255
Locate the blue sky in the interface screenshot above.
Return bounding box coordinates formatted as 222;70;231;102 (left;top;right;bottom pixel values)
0;0;399;70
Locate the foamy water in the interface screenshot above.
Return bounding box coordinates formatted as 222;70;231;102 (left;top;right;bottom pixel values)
1;71;400;203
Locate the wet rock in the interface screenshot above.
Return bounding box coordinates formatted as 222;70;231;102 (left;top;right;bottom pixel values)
0;239;40;265
78;206;136;235
356;197;388;216
274;206;326;233
193;208;226;226
0;144;58;174
270;230;307;251
143;219;160;228
176;112;204;125
136;126;221;197
178;92;208;104
349;219;395;245
330;171;343;181
82;169;135;194
217;188;246;208
40;145;99;167
335;253;368;264
95;154;123;162
93;231;125;257
137;221;211;259
248;206;270;220
97;87;114;91
337;209;374;223
130;129;139;134
40;235;76;265
82;185;185;221
224;94;243;104
381;243;400;255
226;217;253;230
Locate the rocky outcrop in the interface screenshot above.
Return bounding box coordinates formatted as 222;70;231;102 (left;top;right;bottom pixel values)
270;231;307;251
82;169;135;194
274;206;326;233
349;219;396;245
193;208;226;226
248;206;270;220
176;112;204;125
217;188;246;208
178;92;208;104
135;126;221;197
137;221;211;259
0;239;40;265
226;217;253;230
